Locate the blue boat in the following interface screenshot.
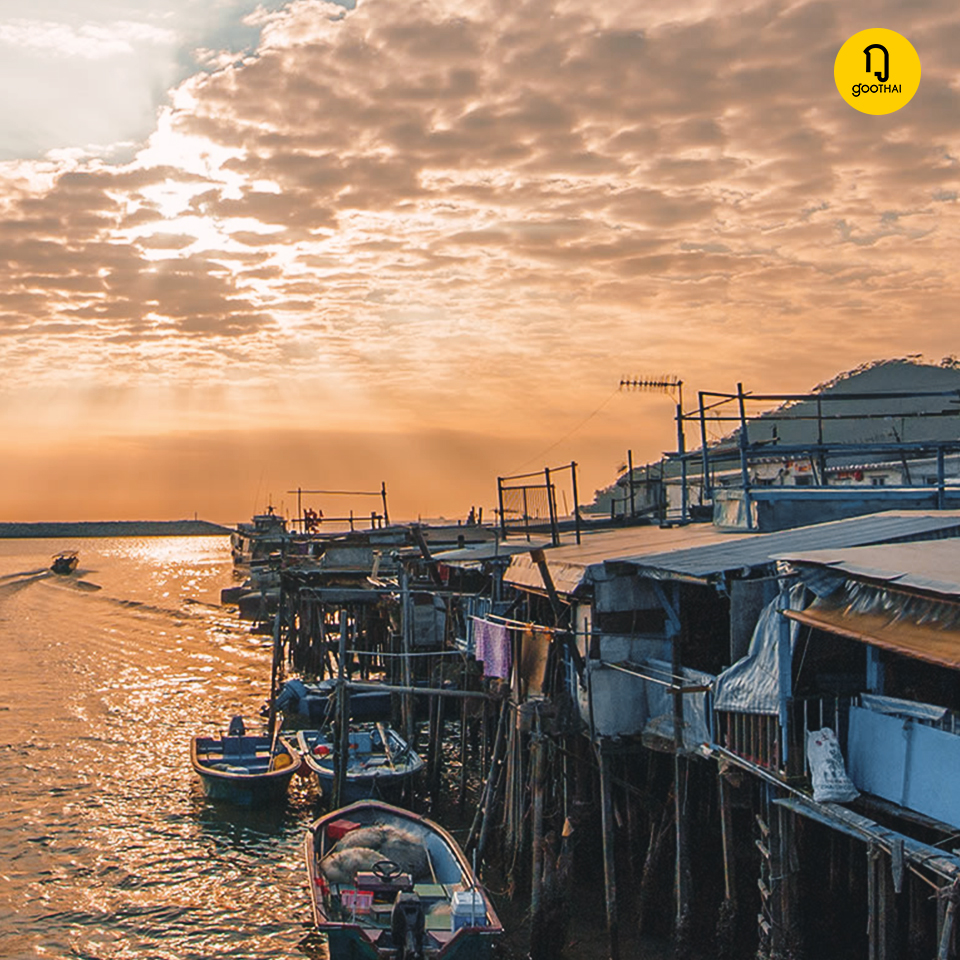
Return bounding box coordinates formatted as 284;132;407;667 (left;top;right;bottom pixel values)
191;717;302;807
296;723;424;803
305;800;502;959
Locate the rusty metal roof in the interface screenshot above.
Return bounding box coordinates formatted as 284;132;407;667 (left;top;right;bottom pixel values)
504;511;960;596
502;523;733;594
777;539;960;598
785;602;960;669
607;511;960;582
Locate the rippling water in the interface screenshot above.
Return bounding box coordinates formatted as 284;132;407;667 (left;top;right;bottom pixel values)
0;537;322;960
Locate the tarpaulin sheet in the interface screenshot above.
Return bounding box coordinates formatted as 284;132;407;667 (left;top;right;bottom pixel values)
713;582;808;714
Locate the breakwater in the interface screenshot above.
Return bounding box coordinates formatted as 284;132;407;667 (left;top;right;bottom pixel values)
0;519;231;538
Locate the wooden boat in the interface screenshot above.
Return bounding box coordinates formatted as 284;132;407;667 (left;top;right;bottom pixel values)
50;551;78;574
191;717;302;806
296;723;424;803
305;800;502;959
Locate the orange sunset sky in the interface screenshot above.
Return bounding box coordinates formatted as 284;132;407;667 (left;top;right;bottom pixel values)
2;0;959;525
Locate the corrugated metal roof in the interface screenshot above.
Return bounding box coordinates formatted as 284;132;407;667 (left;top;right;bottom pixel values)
504;511;960;595
433;541;550;563
502;523;733;594
785;602;960;669
607;511;960;581
776;539;960;598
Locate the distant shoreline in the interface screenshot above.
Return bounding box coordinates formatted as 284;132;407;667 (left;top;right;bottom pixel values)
0;520;233;538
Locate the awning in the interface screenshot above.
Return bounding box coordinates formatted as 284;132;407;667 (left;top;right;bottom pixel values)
785;602;960;669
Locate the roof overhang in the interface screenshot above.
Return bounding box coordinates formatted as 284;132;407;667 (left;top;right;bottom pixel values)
785;601;960;669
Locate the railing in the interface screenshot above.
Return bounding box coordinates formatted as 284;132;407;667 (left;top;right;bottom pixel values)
716;710;782;771
717;695;852;779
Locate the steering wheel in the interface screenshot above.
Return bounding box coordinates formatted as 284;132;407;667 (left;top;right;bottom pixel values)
372;859;402;882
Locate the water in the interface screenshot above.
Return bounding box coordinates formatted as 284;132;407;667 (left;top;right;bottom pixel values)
0;537;319;960
0;537;670;960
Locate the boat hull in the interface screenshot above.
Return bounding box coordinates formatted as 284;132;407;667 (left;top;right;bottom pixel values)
305;800;502;960
51;553;78;574
324;925;499;959
191;734;301;808
296;726;424;803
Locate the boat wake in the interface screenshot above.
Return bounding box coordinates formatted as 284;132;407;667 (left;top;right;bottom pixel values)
0;567;49;581
0;572;53;596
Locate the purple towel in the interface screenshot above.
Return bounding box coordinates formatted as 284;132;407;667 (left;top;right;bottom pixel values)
473;618;512;679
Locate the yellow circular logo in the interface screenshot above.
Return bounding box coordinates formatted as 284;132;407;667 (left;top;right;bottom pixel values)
835;29;920;115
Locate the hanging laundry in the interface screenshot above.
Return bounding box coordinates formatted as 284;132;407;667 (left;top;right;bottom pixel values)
472;618;512;679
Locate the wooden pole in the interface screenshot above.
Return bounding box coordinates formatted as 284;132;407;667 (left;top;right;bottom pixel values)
736;382;754;530
400;567;415;746
719;769;737;907
599;743;620;960
266;586;285;741
672;620;691;940
471;697;510;861
531;733;546;923
571;460;581;544
333;608;350;809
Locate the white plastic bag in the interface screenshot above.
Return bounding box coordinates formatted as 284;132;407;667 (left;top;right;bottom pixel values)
806;727;859;803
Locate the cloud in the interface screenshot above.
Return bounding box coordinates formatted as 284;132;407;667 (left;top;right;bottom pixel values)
0;19;175;59
2;0;960;519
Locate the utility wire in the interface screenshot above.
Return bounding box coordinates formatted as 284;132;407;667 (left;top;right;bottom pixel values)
511;387;620;473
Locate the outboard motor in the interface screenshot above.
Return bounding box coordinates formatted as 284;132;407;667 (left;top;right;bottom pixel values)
272;678;309;714
391;891;425;960
227;715;246;737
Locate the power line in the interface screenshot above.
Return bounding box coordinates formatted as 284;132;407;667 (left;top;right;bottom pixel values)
511;386;621;473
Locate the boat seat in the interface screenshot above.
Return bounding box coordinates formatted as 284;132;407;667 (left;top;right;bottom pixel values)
221;736;249;757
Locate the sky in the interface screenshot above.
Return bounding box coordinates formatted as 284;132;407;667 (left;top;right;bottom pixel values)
2;0;960;525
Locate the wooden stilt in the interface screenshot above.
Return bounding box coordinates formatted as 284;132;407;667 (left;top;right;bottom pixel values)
333;608;350;809
470;696;509;861
531;734;546;921
599;742;620;960
458;686;469;811
719;770;737;907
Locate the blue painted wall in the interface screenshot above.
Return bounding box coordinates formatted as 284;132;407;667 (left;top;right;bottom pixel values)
847;705;960;827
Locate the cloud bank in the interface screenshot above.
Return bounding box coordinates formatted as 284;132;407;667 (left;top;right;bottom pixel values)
2;0;959;519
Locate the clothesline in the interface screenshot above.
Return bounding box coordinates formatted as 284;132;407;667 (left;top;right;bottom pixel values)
470;614;579;635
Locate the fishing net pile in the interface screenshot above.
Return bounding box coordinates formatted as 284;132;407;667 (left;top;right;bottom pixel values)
320;823;431;884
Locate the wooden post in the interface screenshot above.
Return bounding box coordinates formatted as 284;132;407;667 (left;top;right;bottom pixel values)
427;682;443;808
677;399;688;523
599;743;620;960
458;664;470;811
266;586;285;741
736;382;754;530
531;733;546;923
938;882;958;960
699;392;712;499
571;460;581;544
672;627;691;940
333;608;350;809
470;696;509;860
719;770;737;907
400;566;415;747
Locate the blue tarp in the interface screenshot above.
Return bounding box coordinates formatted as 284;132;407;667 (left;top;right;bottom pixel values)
713;582;808;714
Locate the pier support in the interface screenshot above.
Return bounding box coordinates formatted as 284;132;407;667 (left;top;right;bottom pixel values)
598;742;620;960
